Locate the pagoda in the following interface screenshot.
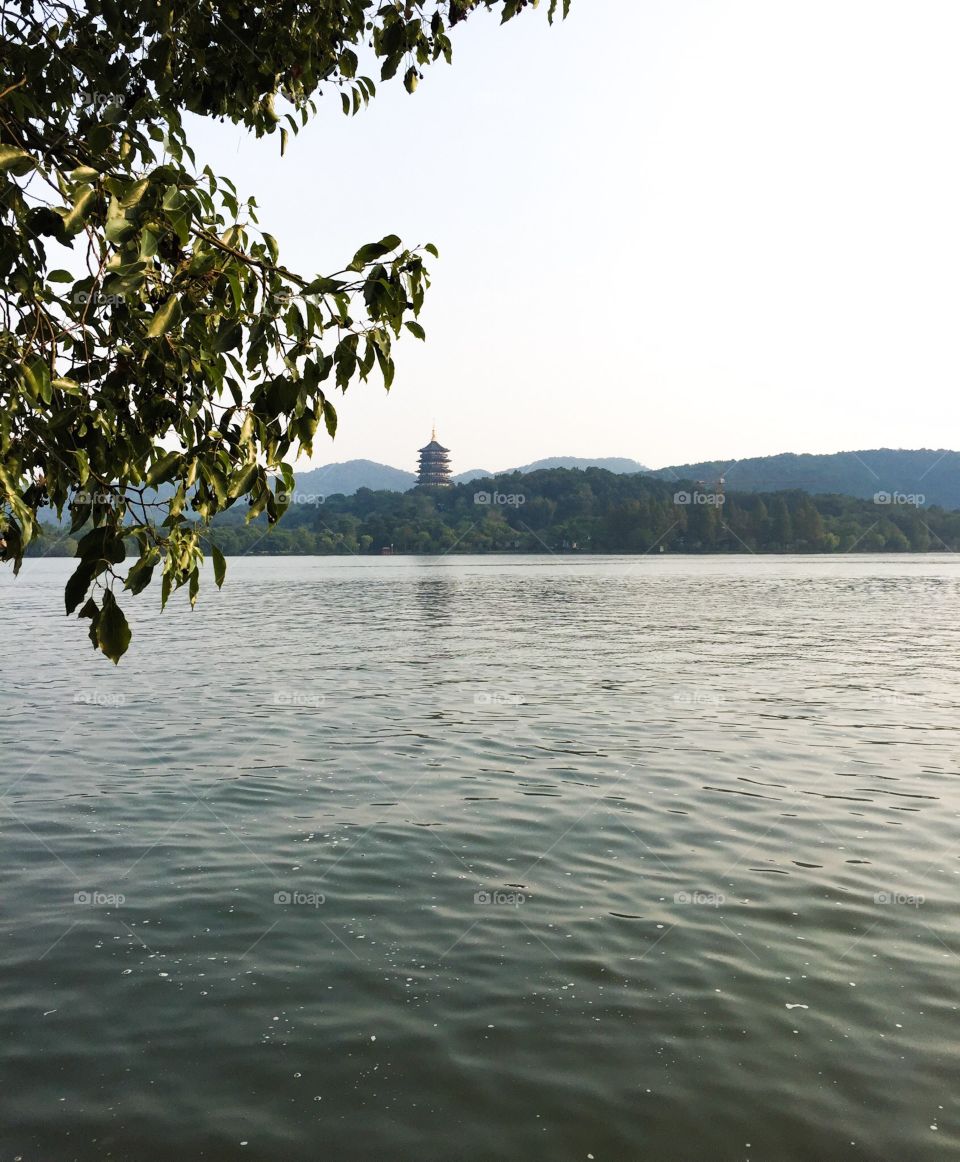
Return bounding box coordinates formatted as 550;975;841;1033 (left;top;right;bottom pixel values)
416;428;453;487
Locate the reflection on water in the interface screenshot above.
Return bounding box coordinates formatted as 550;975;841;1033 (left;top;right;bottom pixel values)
0;555;958;1161
414;572;458;629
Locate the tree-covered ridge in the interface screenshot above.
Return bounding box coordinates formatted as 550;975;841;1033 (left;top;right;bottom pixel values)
236;447;960;503
30;466;960;557
651;449;960;509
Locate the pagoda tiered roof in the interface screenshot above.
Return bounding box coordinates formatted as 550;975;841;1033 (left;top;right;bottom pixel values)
416;428;453;486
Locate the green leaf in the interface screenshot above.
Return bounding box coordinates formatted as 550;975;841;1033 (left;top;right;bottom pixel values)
119;178;150;208
140;229;160;260
227;461;258;499
304;275;347;295
322;398;338;438
0;145;36;176
105;215;134;244
211;545;227;589
405;321;426;341
146;295;181;339
105;195;135;242
78;597;101;648
225;270;243;312
21;359;52;403
160;570;173;610
77;524;125;565
96;590;132;664
124;552;158;595
69;499;92;533
374;345;394;390
349;235;402;270
335;336;358;388
200;461;228;506
61;186;97;236
65;560;96;615
145;449;181;486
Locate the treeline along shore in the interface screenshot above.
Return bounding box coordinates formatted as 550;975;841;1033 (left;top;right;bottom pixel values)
29;467;960;557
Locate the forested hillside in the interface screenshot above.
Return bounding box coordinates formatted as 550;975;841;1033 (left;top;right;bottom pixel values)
28;466;959;557
651;449;960;508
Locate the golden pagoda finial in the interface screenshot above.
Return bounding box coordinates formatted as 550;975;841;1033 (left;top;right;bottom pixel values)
431;421;436;442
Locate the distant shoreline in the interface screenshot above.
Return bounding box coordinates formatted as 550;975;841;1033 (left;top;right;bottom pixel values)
26;462;960;557
27;546;960;560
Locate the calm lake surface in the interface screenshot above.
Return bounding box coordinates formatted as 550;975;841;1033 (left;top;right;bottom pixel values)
1;554;958;1161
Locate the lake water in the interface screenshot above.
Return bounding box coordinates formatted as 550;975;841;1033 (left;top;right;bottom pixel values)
1;554;958;1161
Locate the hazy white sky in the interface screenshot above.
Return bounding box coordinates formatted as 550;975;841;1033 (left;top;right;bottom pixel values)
192;0;960;474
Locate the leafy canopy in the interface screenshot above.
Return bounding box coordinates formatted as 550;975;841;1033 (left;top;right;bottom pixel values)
0;0;568;660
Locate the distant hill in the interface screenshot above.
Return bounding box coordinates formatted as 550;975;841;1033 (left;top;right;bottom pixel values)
510;456;648;475
453;458;648;483
294;459;415;497
294;456;648;496
39;448;960;517
294;449;960;504
650;449;960;509
453;468;494;484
